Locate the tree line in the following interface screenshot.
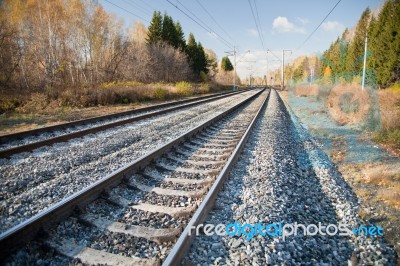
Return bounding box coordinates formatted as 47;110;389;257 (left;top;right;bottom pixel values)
146;11;209;79
280;0;399;89
320;0;400;88
0;0;218;94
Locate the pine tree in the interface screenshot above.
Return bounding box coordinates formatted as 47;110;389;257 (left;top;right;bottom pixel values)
345;8;371;75
368;0;400;87
185;33;208;77
161;13;176;46
367;14;380;86
146;11;162;45
221;56;233;71
197;42;208;74
186;33;197;65
174;22;186;50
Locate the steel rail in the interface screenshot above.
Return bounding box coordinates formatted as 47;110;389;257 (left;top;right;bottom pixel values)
0;89;251;158
0;88;265;260
162;89;271;266
0;89;249;144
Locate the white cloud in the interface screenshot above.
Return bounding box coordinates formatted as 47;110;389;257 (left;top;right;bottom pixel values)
272;16;305;33
321;21;345;32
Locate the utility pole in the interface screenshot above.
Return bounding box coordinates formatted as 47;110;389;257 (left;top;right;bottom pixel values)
361;36;368;90
310;67;314;85
225;46;237;91
247;65;253;87
233;46;237;91
244;60;256;87
281;49;292;91
266;53;269;86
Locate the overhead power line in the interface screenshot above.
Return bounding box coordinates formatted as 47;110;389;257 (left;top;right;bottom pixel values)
165;0;210;33
248;0;265;50
166;0;234;49
135;0;157;12
297;0;342;49
252;0;265;48
267;48;282;63
121;0;151;15
194;0;235;43
176;0;212;32
248;0;283;63
103;0;150;23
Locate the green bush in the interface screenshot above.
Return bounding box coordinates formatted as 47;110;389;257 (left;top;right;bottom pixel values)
175;81;193;96
374;129;400;149
0;99;20;113
153;87;168;100
200;71;208;82
101;81;143;88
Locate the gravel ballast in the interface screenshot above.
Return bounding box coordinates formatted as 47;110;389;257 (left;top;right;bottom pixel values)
184;90;397;265
3;89;269;265
0;90;259;233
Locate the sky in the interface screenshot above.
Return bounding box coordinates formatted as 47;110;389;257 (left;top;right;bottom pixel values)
98;0;383;79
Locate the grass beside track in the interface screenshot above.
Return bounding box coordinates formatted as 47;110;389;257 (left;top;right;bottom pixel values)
0;82;239;136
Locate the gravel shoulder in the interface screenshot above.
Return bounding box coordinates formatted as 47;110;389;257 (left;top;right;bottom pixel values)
184;90;397;265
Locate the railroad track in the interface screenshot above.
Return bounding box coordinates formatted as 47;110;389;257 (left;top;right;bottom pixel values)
0;89;261;236
0;89;250;158
1;88;270;265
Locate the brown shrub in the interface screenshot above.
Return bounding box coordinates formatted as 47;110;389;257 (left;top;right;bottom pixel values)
197;83;210;94
294;84;319;97
378;88;400;130
17;93;50;113
327;84;370;125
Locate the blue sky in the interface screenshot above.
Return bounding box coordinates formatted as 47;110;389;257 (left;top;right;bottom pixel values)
98;0;383;79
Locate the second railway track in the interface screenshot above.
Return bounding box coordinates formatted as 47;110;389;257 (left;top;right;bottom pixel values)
0;89;250;158
1;88;270;265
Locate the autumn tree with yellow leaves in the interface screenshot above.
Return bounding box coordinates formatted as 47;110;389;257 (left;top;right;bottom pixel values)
0;0;196;96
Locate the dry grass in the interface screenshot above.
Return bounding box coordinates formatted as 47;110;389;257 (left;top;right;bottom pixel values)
340;163;400;255
377;188;400;209
343;162;400;209
364;168;384;185
361;163;400;209
0;81;227;135
355;187;371;199
0;81;223;115
378;86;400;130
330;136;347;163
294;84;319;97
374;86;400;152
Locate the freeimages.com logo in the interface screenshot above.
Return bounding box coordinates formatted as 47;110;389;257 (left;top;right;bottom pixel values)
188;221;383;241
